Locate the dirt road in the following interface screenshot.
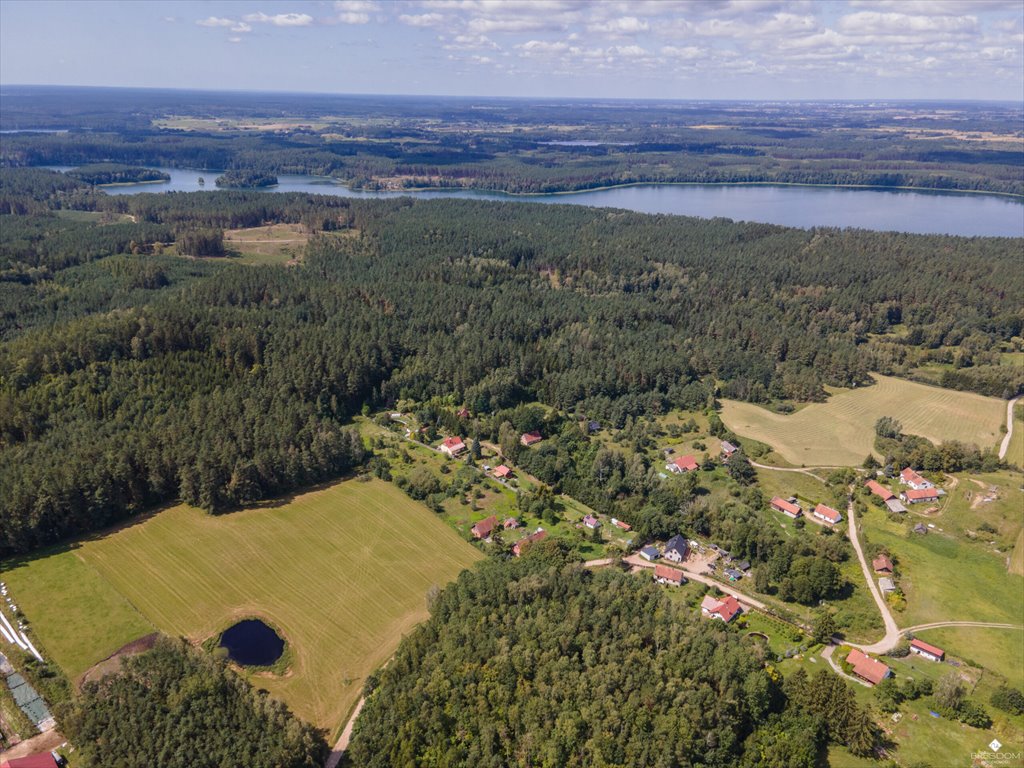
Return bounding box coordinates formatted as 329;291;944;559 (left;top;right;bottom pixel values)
325;697;366;768
843;493;901;655
999;396;1020;461
622;554;768;611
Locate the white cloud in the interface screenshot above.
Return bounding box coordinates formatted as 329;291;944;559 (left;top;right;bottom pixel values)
231;22;253;33
442;34;500;51
587;16;649;36
837;12;979;39
243;12;314;27
196;17;235;28
400;13;445;28
661;45;704;60
516;39;570;55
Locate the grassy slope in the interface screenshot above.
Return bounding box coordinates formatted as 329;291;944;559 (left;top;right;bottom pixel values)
1;479;481;735
721;374;1006;466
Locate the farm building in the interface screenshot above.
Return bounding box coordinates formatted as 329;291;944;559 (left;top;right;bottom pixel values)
471;516;498;539
583;515;601;530
440;436;467;457
654;564;686;586
503;517;520;530
900;488;939;504
666;455;699;474
865;480;894;501
878;577;896;593
909;639;945;661
770;497;802;519
663;535;689;563
700;594;742;623
492;464;514;480
639;545;660;561
900;468;933;490
812;503;843;524
513;529;548;557
735;560;751;572
872;554;893;574
720;440;738;459
611;518;632;531
846;649;891;686
885;498;907;513
520;431;543;447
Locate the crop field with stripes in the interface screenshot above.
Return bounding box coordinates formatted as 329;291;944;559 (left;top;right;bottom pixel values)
1;478;481;736
721;374;1006;466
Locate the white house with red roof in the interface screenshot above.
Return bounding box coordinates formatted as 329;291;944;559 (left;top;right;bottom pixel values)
900;487;939;504
611;518;632;531
900;468;933;490
471;515;498;539
440;436;467;457
865;480;895;501
492;464;514;479
847;649;891;686
909;638;945;661
666;454;699;473
520;431;543;447
812;503;843;524
583;514;601;529
770;497;803;519
700;594;742;622
654;564;687;586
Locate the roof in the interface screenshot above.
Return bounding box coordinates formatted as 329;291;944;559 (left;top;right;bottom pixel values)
884;498;907;513
913;523;928;533
493;464;513;478
714;595;742;622
654;564;686;583
700;595;721;612
721;440;738;454
865;480;894;500
872;554;893;572
900;467;928;486
878;577;895;592
910;638;945;658
612;518;632;531
471;515;498;537
514;529;548;555
640;545;660;558
583;514;600;527
905;488;938;501
770;497;802;516
725;568;744;579
1;755;59;768
442;436;465;450
813;503;842;523
521;431;543;445
671;454;699;471
847;649;890;685
503;517;520;528
665;534;688;555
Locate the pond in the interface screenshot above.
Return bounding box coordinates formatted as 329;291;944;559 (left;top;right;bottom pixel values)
46;166;1024;237
218;619;285;667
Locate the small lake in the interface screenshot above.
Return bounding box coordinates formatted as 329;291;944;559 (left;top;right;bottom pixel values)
49;166;1024;237
218;619;285;666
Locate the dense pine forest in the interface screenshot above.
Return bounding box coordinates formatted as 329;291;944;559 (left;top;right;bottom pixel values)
0;169;1021;555
346;544;878;767
61;637;328;768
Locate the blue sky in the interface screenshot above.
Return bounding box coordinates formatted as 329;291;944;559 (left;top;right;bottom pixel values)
2;0;1022;100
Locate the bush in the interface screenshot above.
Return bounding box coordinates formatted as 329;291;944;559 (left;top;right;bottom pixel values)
991;685;1024;715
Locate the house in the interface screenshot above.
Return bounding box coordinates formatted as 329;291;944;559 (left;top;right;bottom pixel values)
701;594;742;622
878;577;895;593
865;480;895;501
900;488;939;504
884;498;907;514
872;554;893;574
456;407;471;419
724;568;744;581
913;522;928;535
513;529;547;557
654;564;687;586
492;464;514;480
735;560;751;572
1;754;60;768
611;517;632;531
520;431;543;447
847;649;891;686
471;515;498;539
639;545;660;561
720;440;739;459
583;514;601;529
666;454;699;474
587;420;601;433
440;436;467;457
900;468;933;490
812;503;843;525
503;517;520;530
663;534;689;563
909;638;945;662
770;497;803;519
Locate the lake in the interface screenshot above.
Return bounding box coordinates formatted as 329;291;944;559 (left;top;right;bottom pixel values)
218;619;285;667
58;166;1024;237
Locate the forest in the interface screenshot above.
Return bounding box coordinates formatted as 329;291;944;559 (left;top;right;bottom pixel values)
346;543;879;767
0;170;1020;555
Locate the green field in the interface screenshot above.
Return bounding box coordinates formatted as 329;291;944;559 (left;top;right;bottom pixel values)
721;374;1007;466
1;478;481;735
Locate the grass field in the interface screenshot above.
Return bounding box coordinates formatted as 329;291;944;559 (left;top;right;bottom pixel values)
915;626;1024;690
0;478;481;735
223;223;310;265
721;374;1007;466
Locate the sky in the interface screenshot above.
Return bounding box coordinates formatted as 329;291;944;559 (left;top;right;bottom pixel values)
1;0;1023;101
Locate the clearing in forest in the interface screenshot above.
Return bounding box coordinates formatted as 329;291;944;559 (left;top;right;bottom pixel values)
224;223;310;265
721;374;1006;466
0;478;480;736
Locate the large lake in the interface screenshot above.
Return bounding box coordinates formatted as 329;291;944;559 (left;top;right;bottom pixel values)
64;167;1024;237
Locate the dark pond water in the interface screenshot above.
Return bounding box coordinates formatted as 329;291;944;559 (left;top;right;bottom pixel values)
218;619;284;666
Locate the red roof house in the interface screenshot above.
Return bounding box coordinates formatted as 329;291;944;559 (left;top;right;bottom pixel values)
503;517;520;530
872;554;893;574
440;436;467;457
582;514;601;529
611;518;632;531
770;497;802;518
471;515;498;539
812;503;843;524
700;594;742;622
654;564;687;585
909;638;945;661
865;480;895;501
457;407;471;419
492;464;514;479
900;468;933;490
847;649;891;685
901;487;939;504
667;454;699;473
1;754;59;768
513;529;548;557
520;431;543;447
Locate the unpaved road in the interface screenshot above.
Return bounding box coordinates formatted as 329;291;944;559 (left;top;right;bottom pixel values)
325;697;366;768
999;396;1021;461
843;492;902;655
622;554;768;611
0;729;64;760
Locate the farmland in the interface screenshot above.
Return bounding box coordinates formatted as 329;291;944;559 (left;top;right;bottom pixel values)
0;478;480;736
721;374;1007;466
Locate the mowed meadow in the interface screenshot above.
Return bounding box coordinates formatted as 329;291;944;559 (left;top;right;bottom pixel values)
721;374;1007;466
0;478;481;735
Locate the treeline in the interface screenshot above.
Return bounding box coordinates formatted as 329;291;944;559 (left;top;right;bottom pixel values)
62;636;328;768
347;546;879;767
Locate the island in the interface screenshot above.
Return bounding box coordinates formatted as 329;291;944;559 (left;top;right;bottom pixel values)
214;169;278;188
66;163;170;185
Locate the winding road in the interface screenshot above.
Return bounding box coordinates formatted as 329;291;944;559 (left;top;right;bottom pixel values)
843;492;901;654
998;396;1020;461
